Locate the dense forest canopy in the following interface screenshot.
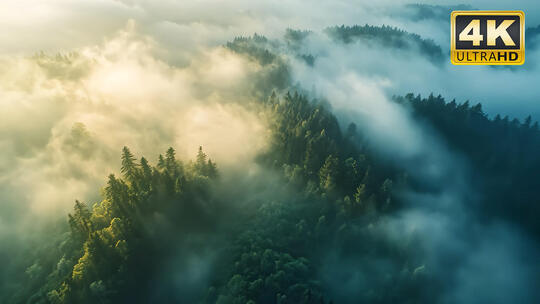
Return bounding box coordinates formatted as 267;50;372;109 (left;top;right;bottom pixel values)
2;1;540;303
5;90;403;303
5;86;540;303
325;25;444;63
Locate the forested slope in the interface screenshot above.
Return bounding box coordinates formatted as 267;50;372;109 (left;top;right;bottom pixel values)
8;92;540;304
4;27;540;304
325;25;444;63
396;94;540;236
12;90;416;303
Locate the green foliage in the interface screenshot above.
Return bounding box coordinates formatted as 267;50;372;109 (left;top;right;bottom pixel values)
226;34;276;66
12;89;408;304
226;35;291;98
11;146;219;304
284;29;312;45
121;146;138;182
6;26;540;304
319;155;339;192
201;92;408;304
396;93;540;236
325;24;443;63
195;146;218;179
17;90;525;304
262;91;394;207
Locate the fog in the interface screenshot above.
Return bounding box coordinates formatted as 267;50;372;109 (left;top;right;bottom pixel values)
1;0;539;303
280;10;540;304
0;22;269;235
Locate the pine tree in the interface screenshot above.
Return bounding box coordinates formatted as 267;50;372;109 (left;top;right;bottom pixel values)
165;147;177;173
157;154;166;170
524;115;532;128
354;184;367;203
140;157;151;178
319;155;339;192
121;146;138;181
105;174;130;218
69;200;92;241
196;146;207;165
140;157;152;191
195;146;208;174
207;159;218;178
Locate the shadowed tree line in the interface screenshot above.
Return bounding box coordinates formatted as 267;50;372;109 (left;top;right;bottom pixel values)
396;93;540;237
325;25;444;63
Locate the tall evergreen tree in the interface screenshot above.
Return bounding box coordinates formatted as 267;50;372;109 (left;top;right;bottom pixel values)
121;146;138;181
165;147;177;173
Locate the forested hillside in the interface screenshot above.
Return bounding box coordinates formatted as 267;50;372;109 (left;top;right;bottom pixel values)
3;22;540;304
9;146;219;303
325;25;444;63
396;94;540;236
9;90;416;303
9;86;540;303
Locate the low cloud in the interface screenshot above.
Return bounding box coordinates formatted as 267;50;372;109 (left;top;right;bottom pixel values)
279;22;540;304
0;22;269;236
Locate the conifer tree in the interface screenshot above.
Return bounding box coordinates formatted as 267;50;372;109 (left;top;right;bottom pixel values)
140;157;151;178
165;147;177;173
157;154;166;170
121;146;138;181
69;200;92;240
319;155;339;192
195;146;208;174
207;159;218;178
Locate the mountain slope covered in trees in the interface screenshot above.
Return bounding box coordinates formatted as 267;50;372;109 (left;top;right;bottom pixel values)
325;25;444;63
9;90;414;303
396;94;540;236
8;87;540;303
3;27;540;304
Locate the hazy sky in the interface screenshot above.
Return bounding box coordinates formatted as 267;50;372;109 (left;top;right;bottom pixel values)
1;1;539;54
2;0;538;116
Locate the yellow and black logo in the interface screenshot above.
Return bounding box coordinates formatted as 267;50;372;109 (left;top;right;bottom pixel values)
451;11;525;65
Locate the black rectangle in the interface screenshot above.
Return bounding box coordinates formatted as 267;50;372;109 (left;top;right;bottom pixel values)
455;15;521;49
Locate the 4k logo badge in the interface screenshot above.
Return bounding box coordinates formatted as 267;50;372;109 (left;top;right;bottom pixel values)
451;11;525;65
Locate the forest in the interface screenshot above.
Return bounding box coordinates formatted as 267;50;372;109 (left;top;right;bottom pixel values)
4;87;540;303
1;6;540;303
325;25;444;63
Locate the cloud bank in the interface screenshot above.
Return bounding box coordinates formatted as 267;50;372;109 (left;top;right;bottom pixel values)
0;22;269;238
